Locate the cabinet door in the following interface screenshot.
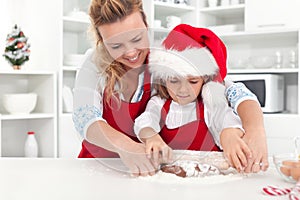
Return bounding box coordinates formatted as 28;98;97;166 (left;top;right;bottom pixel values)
59;115;82;158
245;0;300;31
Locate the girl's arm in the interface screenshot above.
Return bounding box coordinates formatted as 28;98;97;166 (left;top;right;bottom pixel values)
134;96;173;166
139;127;173;167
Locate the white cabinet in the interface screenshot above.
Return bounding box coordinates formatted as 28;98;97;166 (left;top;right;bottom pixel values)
196;0;300;155
198;4;245;34
2;0;298;157
0;71;57;157
58;114;82;158
245;0;300;31
143;0;198;43
221;30;299;115
58;0;91;157
142;0;300;155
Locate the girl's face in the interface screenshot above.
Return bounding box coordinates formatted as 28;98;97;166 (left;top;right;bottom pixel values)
98;11;149;69
166;76;204;105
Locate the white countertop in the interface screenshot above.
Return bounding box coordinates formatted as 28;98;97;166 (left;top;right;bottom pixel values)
0;158;295;200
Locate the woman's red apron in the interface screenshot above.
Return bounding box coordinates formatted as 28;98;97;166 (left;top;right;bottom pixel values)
159;99;220;151
78;69;151;158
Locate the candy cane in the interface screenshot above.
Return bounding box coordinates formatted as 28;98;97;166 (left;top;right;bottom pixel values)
289;180;300;200
262;185;291;196
289;195;300;200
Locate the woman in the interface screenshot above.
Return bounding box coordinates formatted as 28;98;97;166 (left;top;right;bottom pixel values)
73;0;268;176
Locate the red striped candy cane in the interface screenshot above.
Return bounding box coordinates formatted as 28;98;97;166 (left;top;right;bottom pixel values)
289;180;300;200
262;185;291;196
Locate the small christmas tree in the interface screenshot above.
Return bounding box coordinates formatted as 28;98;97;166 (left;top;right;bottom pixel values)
3;24;30;69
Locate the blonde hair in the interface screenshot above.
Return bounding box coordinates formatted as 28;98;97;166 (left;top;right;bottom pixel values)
88;0;148;104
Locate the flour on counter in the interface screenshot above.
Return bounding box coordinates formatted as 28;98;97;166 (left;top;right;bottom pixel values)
138;170;246;185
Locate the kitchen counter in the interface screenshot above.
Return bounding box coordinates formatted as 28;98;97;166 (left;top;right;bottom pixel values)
0;158;295;200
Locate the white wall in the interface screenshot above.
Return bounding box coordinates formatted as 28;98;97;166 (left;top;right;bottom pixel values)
0;0;14;70
0;0;62;71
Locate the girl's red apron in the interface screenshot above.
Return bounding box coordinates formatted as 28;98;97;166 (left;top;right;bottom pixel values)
159;98;220;151
78;69;151;158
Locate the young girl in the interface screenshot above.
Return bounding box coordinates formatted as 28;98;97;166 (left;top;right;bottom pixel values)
134;25;250;171
73;0;268;176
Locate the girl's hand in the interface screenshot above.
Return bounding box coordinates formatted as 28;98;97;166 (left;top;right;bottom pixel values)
145;134;173;168
220;128;252;172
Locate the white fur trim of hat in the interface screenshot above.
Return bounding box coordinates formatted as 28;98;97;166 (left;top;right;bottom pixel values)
149;47;219;80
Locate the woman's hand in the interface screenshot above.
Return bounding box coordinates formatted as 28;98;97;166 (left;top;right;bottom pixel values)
242;128;269;173
235;100;269;173
117;141;157;177
220;128;252;172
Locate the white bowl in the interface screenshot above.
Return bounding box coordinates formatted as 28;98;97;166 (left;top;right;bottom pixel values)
249;55;277;69
2;93;38;115
273;153;300;183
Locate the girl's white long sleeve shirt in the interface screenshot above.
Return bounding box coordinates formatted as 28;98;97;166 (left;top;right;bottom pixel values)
134;95;244;149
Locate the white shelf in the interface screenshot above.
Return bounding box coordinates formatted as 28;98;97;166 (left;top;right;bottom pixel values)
63;16;90;32
228;68;299;74
0;70;56;75
58;0;91;157
0;71;57;158
63;66;79;71
1;113;55;120
219;28;299;40
61;113;72;117
199;4;245;18
154;2;196;15
148;0;300;142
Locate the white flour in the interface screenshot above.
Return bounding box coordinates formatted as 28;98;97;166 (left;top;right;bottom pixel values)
139;170;246;184
138;150;248;184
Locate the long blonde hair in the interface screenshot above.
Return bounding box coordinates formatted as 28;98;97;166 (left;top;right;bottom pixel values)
88;0;148;104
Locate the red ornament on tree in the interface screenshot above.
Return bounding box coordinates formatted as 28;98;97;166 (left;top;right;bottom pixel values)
3;24;30;70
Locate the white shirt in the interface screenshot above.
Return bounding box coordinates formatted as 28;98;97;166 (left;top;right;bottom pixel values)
134;96;244;149
73;49;258;140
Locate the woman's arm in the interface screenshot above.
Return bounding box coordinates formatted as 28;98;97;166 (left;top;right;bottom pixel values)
236;100;269;172
202;82;251;171
86;121;156;176
72;49;155;176
225;81;269;172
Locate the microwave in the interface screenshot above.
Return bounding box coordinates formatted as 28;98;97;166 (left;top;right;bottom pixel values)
226;74;284;113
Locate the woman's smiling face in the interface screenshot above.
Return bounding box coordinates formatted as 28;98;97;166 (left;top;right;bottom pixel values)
166;76;204;105
98;11;149;69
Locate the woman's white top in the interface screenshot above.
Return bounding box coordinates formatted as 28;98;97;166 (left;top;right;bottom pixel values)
73;49;258;142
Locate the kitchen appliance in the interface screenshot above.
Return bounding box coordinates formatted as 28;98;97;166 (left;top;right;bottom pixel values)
227;74;284;113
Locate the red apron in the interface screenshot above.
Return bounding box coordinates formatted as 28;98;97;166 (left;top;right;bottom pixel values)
159;98;220;151
78;68;151;158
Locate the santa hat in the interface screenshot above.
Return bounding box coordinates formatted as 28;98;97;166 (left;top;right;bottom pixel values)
149;24;228;106
149;24;227;82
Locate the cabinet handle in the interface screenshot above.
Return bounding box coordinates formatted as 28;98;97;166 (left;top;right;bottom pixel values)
257;24;285;28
